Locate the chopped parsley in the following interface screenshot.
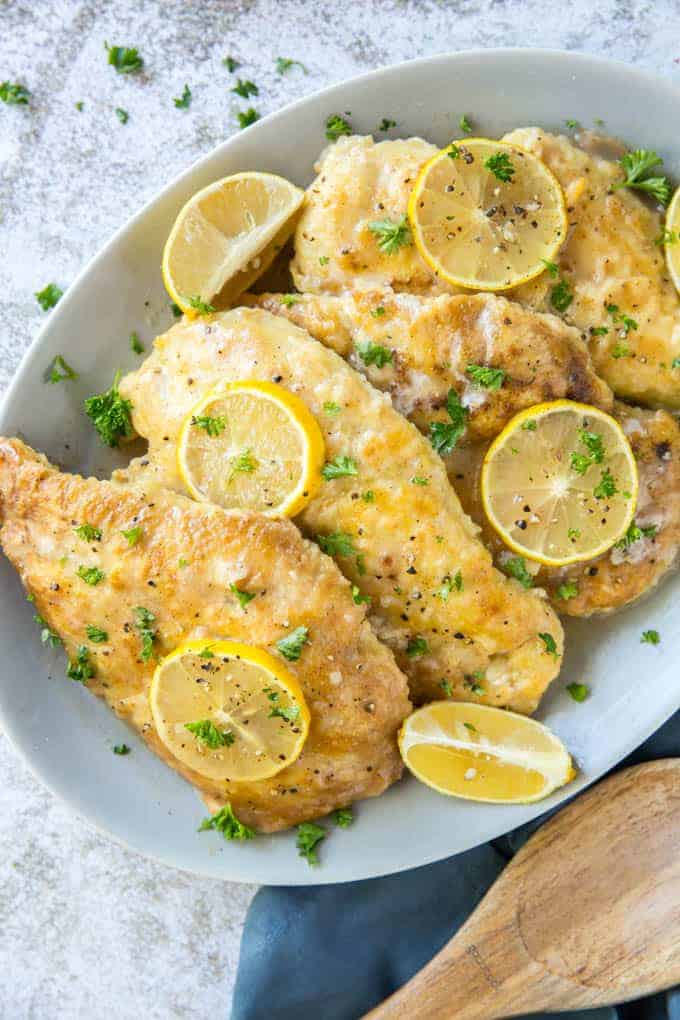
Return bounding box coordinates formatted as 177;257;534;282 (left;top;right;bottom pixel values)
361;491;375;503
276;57;307;74
0;81;30;105
594;468;617;499
379;117;397;131
46;355;77;383
173;83;192;109
466;364;506;390
231;78;258;98
502;556;533;589
641;629;660;645
437;571;463;600
268;702;300;723
564;119;580;130
75;101;84;111
522;419;537;431
322;455;358;480
229;583;256;609
105;43;144;75
276;625;309;662
429;388;468;455
448;144;460;160
541;259;559;278
74;523;102;542
371;305;386;318
607;304;638;336
223;56;240;72
323;401;341;415
133;606;157;662
129;331;144;354
115;108;129;124
187;294;215;314
316;531;356;557
484;152;515;182
333;807;353;827
198;645;215;658
570;428;605;474
171;302;182;318
35;283;63;311
280;294;298;306
121;526;142;546
551;279;573;313
84;371;133;447
411;476;428;486
439;679;454;697
296;821;326;865
67;645;95;683
34;615;62;648
368;215;412;254
556;580;579;601
611;342;631;359
615;521;657;551
539;632;560;659
237;108;259;129
325;113;352;141
356;339;393;368
591;326;609;337
406;636;429;658
229;449;257;480
86;625;108;643
191;414;227;437
185;719;235;748
566;682;589;702
199;804;255;841
113;744;130;755
463;722;477;733
318;255;330;266
655;228;678;247
351;584;371;606
77;565;105;586
613;150;671;206
459;114;472;133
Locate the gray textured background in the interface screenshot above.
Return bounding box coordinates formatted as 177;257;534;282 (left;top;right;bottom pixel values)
1;1;680;1017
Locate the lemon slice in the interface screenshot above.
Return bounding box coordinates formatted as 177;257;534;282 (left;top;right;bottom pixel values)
408;138;566;291
177;380;325;517
399;701;575;804
664;183;680;296
481;400;637;567
150;639;310;781
162;172;305;315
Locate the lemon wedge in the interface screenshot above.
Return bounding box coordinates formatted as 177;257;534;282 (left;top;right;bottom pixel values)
162;172;305;315
150;639;310;782
481;400;637;567
399;701;575;804
176;380;325;517
408;138;566;291
664;183;680;297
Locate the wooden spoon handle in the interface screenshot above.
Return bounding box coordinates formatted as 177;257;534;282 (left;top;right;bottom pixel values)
365;760;680;1020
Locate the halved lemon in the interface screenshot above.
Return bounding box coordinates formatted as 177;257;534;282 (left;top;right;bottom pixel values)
150;639;310;781
664;183;680;297
177;380;325;516
399;701;575;804
408;138;567;291
481;400;637;567
162;172;305;315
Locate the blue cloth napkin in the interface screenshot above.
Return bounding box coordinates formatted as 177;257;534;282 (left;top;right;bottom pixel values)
232;712;680;1020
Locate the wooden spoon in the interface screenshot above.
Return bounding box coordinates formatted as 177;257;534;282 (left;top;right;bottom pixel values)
365;759;680;1019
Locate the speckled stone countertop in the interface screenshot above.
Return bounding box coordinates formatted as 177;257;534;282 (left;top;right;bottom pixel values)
1;1;679;1016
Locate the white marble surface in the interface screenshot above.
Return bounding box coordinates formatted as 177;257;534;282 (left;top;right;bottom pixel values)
1;1;680;1016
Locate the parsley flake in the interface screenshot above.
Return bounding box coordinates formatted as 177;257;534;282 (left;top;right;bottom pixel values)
47;355;77;383
429;388;469;455
0;81;30;105
322;455;358;480
67;645;95;683
129;331;144;354
296;822;325;866
36;283;63;311
406;636;429;658
333;807;353;828
34;615;62;648
378;117;397;131
74;523;101;542
594;468;617;499
268;702;301;723
368;215;412;254
86;625;108;643
191;414;227;437
105;43;143;75
121;526;142;546
437;571;463;600
231;78;258;98
229;449;257;481
113;744;130;755
613;150;670;206
459;114;472;133
551;279;573;313
77;565;104;586
484;152;515;182
237;108;259;129
276;626;309;662
556;580;579;601
323;401;341;415
325;114;352;141
229;583;256;609
133;606;157;662
356;339;393;368
440;679;454;697
276;57;307;74
641;629;660;645
84;371;133;447
187;294;215;315
539;632;560;659
173;83;192;109
115;108;129;124
185;719;235;748
316;531;356;557
223;56;240;72
199;804;255;841
351;584;371;606
615;521;657;551
566;682;589;702
466;364;506;390
502;556;533;589
541;259;559;278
